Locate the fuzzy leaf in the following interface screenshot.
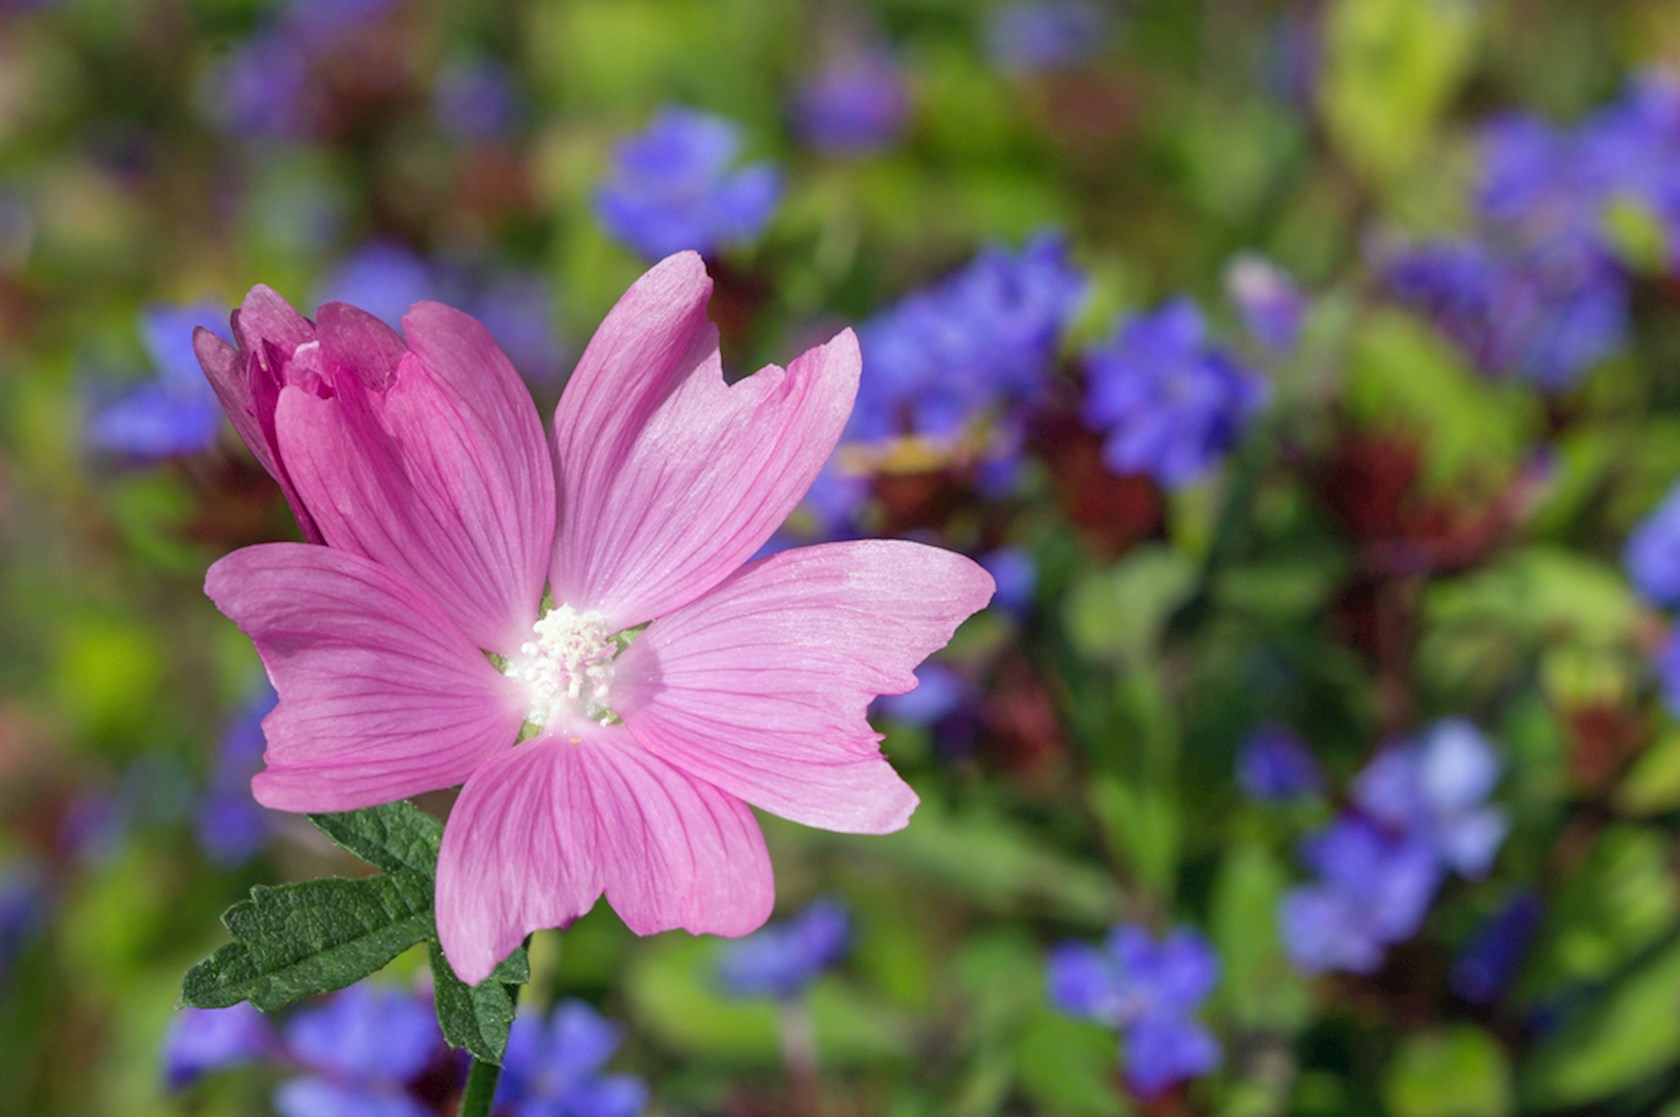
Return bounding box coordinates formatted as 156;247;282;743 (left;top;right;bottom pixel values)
309;800;443;877
428;940;531;1064
180;876;433;1011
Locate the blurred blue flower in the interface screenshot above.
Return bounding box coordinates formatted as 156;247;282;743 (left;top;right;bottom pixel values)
1654;629;1680;717
1624;483;1680;607
1384;237;1628;392
1281;818;1442;975
792;50;909;154
86;305;227;459
1236;724;1323;802
851;232;1085;448
0;859;48;983
197;683;279;866
316;242;442;328
496;1000;648;1117
434;55;522;141
1225;254;1306;354
460;270;570;391
877;662;972;727
595;108;782;260
162;1005;273;1090
718;898;851;1000
986;1;1112;75
1353;720;1508;879
1451;890;1543;1005
1047;924;1221;1098
277;985;440;1117
980;547;1037;618
1081;299;1266;488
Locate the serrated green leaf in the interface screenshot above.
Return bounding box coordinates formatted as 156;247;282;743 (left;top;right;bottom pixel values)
428;940;530;1064
181;876;433;1011
309;800;443;877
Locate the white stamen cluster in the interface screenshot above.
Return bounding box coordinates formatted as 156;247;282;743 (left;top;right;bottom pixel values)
505;605;618;727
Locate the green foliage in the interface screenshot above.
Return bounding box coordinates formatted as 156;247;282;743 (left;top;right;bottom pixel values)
1385;1026;1513;1117
181;802;529;1064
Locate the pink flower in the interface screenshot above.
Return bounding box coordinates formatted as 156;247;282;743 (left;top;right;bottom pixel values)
199;253;994;985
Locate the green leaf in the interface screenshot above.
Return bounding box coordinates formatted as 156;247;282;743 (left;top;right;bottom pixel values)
1014;1010;1129;1116
1521;939;1680;1109
428;940;531;1065
181;876;433;1012
309;801;443;877
1384;1025;1514;1117
1063;547;1197;664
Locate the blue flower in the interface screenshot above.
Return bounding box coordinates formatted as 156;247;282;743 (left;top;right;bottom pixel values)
163;1005;274;1090
980;547;1037;618
1281;818;1442;974
1081;299;1266;488
1047;924;1221;1098
86;305;227;459
496;1001;648;1117
792;50;909;154
315;242;442;329
0;859;49;984
1451;890;1543;1005
197;683;279;866
278;985;441;1117
434;55;522;141
1236;725;1323;802
1352;720;1508;879
851;232;1085;448
461;271;570;391
985;2;1112;75
718;898;851;1000
595;108;782;260
1384;237;1628;393
1624;483;1680;607
1225;254;1306;354
1654;629;1680;717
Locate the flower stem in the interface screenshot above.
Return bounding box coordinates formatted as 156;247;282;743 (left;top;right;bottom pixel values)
459;1054;502;1117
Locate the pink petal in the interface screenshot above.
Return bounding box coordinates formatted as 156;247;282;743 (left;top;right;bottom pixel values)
275;306;553;654
204;543;524;813
615;540;995;833
549;251;859;629
435;728;772;985
230;284;315;359
315;301;403;390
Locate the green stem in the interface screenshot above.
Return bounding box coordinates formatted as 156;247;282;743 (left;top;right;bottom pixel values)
459;1053;502;1117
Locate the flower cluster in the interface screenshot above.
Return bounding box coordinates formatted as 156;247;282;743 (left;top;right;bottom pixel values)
1280;721;1508;974
1047;924;1221;1098
1080;299;1267;488
594;109;783;260
165;986;448;1116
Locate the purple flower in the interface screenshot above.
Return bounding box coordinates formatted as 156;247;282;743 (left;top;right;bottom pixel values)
1047;925;1221;1098
277;985;441;1117
1624;483;1680;607
315;242;442;329
1383;237;1628;393
1225;254;1306;354
1281;818;1442;974
1655;629;1680;717
980;547;1037;618
986;2;1112;75
1451;890;1543;1005
433;55;522;142
1236;725;1323;802
163;1005;274;1090
718;898;851;1000
1353;720;1508;879
792;50;909;154
1081;299;1266;488
851;232;1085;447
496;1001;648;1117
594;109;782;260
86;305;227;459
197;683;280;866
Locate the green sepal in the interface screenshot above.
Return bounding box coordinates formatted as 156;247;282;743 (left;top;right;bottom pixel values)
180;801;529;1065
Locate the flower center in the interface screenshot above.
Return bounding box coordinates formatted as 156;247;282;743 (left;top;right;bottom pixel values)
504;605;619;728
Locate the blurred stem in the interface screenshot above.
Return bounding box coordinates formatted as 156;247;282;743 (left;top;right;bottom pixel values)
781;997;821;1117
459;1056;501;1117
458;976;523;1117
